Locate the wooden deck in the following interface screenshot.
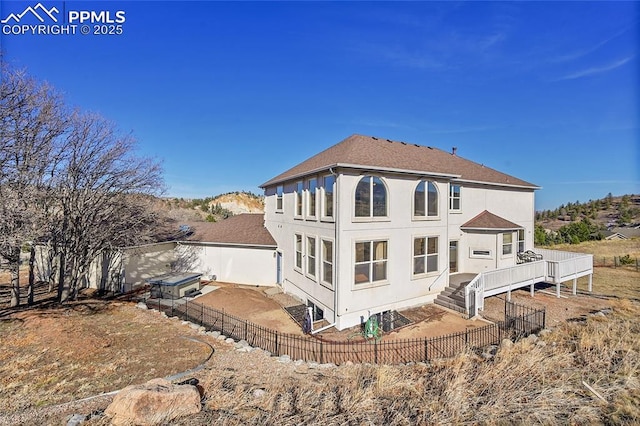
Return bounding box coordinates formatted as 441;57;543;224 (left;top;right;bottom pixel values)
464;249;593;317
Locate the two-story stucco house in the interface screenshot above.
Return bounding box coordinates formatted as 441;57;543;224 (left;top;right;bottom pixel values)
262;134;548;330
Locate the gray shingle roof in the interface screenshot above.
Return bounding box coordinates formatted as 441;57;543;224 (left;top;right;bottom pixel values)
183;214;276;246
261;134;538;189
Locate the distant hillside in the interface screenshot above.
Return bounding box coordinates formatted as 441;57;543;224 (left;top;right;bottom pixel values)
536;194;640;232
207;191;264;215
159;191;264;224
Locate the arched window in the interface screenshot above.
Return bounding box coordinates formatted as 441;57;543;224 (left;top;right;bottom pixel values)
355;176;387;217
414;180;438;217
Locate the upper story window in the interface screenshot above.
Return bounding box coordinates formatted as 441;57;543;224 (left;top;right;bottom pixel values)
414;180;438;218
276;185;283;212
306;178;317;218
517;229;525;253
295;181;303;217
449;184;461;212
502;232;513;255
355;176;387;218
322;175;335;219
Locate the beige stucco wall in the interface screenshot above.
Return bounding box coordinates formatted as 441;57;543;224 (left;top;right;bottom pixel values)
175;243;277;286
265;169;536;330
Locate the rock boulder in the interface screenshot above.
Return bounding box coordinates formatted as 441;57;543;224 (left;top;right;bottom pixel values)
105;378;201;425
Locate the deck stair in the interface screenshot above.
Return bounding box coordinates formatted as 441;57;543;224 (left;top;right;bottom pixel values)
434;280;469;315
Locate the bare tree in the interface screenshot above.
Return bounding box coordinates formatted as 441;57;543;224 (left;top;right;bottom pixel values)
1;65;165;305
54;111;164;301
0;67;66;307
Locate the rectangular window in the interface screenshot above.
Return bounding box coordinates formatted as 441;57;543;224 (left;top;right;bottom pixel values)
449;240;458;273
502;233;513;255
295;234;303;270
307;178;317;218
449;184;461;211
295;181;303;217
307;236;316;278
471;249;492;258
517;229;525;253
413;236;438;275
276;185;283;211
321;239;333;286
323;175;335;218
355;240;388;285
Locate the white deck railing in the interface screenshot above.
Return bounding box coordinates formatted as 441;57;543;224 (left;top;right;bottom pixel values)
464;249;593;317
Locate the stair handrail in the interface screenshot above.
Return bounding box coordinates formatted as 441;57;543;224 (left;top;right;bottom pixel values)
428;267;450;291
464;273;484;317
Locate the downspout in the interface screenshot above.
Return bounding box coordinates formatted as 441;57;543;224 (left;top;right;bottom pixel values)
330;167;340;327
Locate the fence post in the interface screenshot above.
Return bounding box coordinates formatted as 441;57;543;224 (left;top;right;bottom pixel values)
244;319;248;341
424;339;428;362
201;303;204;326
320;341;323;364
275;331;279;356
221;309;225;335
185;298;189;319
374;341;378;364
465;328;469;347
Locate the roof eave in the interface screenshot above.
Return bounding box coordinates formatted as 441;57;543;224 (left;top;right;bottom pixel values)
461;226;523;231
178;240;277;249
453;178;540;190
261;163;461;188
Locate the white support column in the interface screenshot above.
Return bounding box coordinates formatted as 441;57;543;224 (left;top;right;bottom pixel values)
530;283;534;297
507;290;511;301
556;281;561;298
572;278;577;295
588;274;593;292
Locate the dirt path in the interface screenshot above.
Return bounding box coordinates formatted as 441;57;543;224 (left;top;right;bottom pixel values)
195;283;304;335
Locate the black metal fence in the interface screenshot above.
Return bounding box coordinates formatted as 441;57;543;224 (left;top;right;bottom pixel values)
146;298;545;365
504;299;546;337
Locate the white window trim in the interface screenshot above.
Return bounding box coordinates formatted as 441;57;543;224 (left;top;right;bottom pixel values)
353;238;390;290
320;238;334;289
470;248;493;259
294;181;304;219
306;235;317;280
275;185;283;213
294;233;303;273
412;180;440;221
412;235;440;278
353;175;389;221
502;232;514;258
517;229;525;253
320;174;335;222
306;178;318;220
449;183;462;213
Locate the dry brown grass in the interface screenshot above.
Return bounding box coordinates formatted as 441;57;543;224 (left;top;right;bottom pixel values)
550;238;640;259
0;301;211;414
164;299;639;425
547;239;640;301
2;239;638;425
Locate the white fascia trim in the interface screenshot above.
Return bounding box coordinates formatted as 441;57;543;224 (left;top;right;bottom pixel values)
461;227;523;232
261;163;460;187
177;241;277;249
453;178;540;190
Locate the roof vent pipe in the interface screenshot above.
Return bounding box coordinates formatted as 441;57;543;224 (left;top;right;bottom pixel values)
452;147;457;156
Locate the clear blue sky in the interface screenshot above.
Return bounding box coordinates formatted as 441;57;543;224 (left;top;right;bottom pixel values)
1;1;638;211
